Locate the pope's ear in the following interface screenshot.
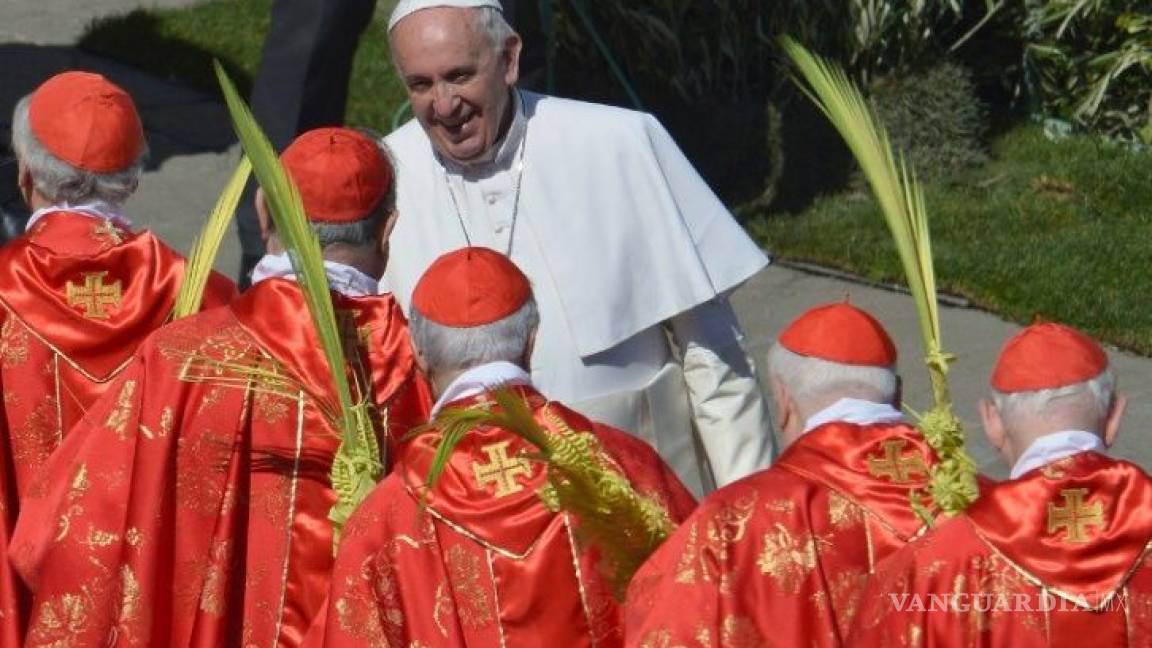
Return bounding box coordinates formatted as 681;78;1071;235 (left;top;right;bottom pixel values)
501;33;523;87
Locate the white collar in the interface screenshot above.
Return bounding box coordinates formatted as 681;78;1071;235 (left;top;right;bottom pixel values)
803;397;905;434
1010;430;1105;479
25;202;132;232
250;252;380;298
430;361;532;416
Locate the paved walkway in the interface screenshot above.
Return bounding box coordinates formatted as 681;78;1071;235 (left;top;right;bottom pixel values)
2;0;1149;478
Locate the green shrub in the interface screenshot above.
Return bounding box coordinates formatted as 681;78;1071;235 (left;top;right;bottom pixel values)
868;61;988;179
549;0;973;103
1022;1;1152;144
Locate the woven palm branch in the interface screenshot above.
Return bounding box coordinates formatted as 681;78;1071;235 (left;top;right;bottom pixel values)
424;387;674;599
782;38;978;517
173;156;251;319
214;61;382;542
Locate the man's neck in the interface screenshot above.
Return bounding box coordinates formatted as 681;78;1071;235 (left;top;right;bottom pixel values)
322;244;384;280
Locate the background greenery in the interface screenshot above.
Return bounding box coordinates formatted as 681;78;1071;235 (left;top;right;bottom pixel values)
78;0;1152;353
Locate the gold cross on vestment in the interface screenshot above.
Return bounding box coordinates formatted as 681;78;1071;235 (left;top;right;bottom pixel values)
866;439;928;484
1047;488;1105;544
66;272;122;319
472;441;532;498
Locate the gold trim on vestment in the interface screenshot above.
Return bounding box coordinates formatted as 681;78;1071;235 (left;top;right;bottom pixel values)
0;301;136;383
780;463;932;543
272;390;306;645
402;484;548;561
565;515;598;645
484;547;509;648
52;353;63;444
970;521;1152;611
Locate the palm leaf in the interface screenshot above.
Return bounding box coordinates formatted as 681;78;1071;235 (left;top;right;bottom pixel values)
782;38;977;517
213;61;382;541
423;387;673;599
173;156;251;319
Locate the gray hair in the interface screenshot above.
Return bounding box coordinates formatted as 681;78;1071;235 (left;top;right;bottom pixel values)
410;297;539;375
11;95;146;208
301;137;397;248
388;6;517;55
767;343;898;405
992;369;1115;428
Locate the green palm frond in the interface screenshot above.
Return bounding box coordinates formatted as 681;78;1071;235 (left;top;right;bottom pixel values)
782;38;977;517
423;387;673;599
173;156;251;319
213;61;382;541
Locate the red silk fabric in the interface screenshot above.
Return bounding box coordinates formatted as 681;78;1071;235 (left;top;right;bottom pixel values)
0;210;234;645
626;422;940;647
303;387;696;647
9;279;430;647
852;452;1152;647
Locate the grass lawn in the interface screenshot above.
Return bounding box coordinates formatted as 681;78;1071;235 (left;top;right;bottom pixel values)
80;1;1152;354
751;125;1152;354
79;0;407;132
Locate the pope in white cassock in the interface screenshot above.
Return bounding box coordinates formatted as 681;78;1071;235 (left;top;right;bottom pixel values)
381;0;773;495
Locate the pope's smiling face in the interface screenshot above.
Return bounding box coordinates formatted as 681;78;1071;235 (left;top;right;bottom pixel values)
391;8;521;164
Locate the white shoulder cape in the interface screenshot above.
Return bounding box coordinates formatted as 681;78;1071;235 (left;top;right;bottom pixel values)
384;92;769;357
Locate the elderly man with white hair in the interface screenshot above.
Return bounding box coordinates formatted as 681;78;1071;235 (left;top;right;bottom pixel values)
852;323;1150;647
627;302;943;648
380;0;773;497
305;246;695;647
0;70;234;645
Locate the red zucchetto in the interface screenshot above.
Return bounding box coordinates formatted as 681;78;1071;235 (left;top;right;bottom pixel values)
412;247;531;327
991;322;1108;393
281;127;393;223
29;71;145;173
778;302;897;366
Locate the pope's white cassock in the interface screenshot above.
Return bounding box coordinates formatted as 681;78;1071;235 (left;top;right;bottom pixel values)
383;90;772;495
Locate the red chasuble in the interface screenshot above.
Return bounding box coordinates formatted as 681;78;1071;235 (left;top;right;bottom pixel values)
626;421;940;648
9;277;431;648
0;210;235;645
851;451;1152;647
303;386;697;648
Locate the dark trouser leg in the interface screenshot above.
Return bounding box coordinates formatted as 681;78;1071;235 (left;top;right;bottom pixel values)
235;0;377;289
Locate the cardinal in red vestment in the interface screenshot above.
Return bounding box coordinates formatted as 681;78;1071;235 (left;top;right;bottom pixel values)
9;127;432;647
302;247;696;648
851;323;1152;647
625;303;944;647
0;71;236;645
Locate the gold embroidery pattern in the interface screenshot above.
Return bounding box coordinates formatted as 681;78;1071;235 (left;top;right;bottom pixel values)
1047;488;1105;544
91;220;124;247
175;427;233;516
756;523;827;595
828;568;869;637
29;581;100;646
65;272;122;320
674;494;757;593
432;581;454;638
828;492;864;530
254;390;291;424
866;439;928;484
13;395;59;464
472;441;532;498
199;540;232;616
54;464;90;543
104;380;137;440
0;317;30;367
446;545;494;629
139;407;173;440
334;553;404;648
721;614;767;648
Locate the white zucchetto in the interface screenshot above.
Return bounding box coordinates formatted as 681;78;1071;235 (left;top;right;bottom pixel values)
388;0;504;31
